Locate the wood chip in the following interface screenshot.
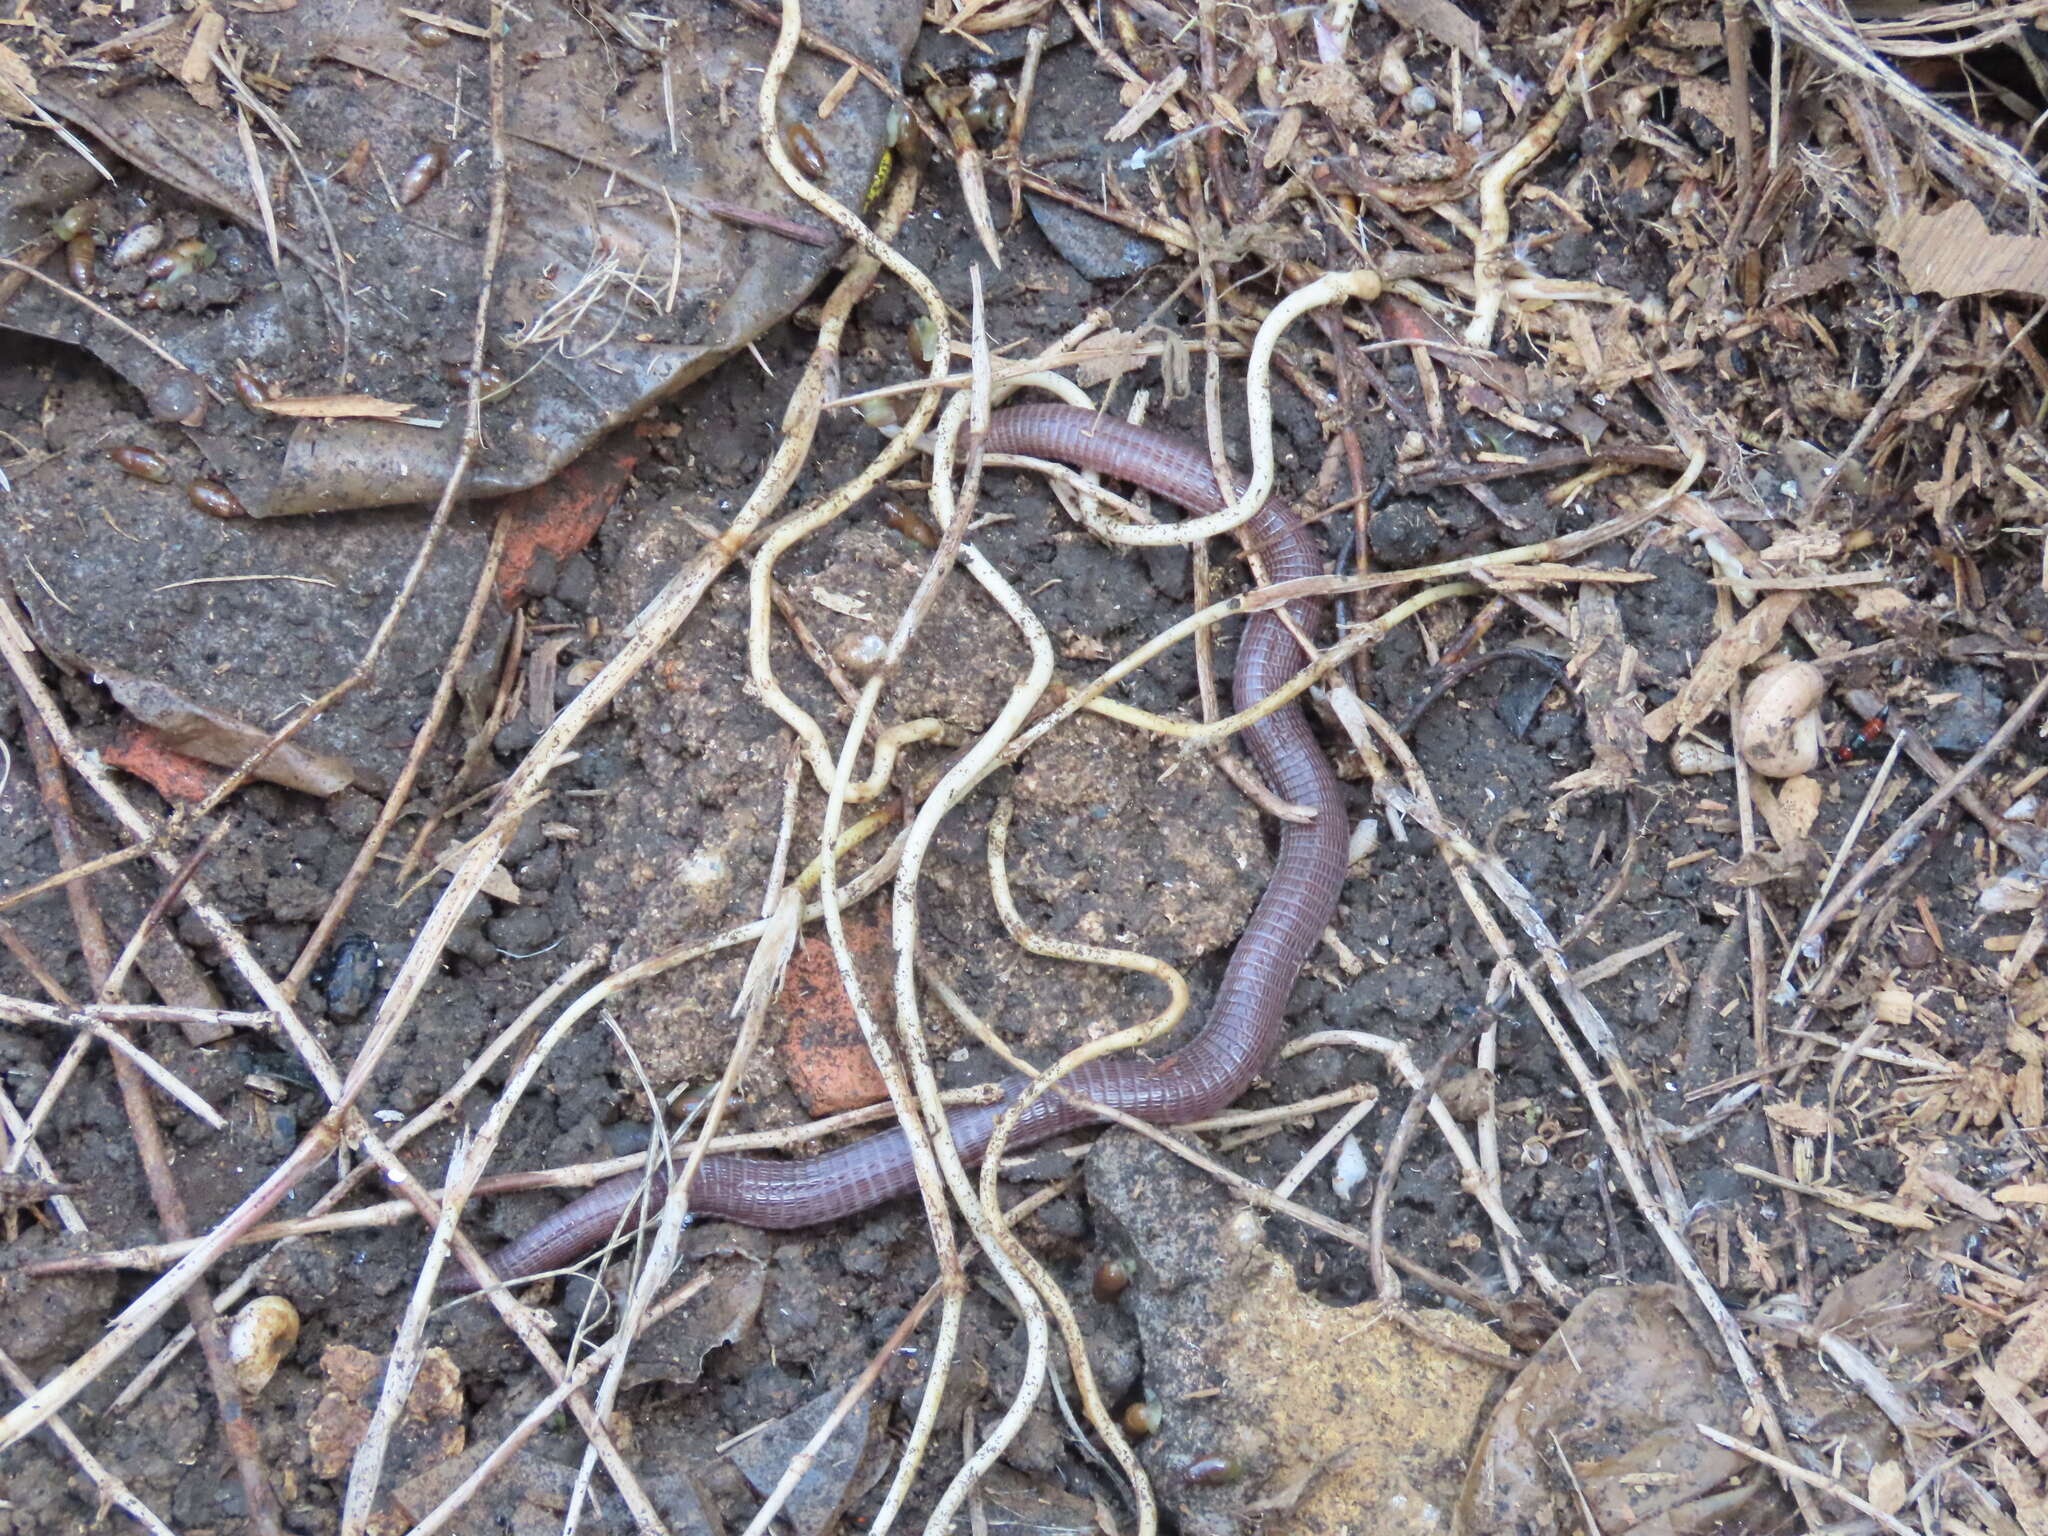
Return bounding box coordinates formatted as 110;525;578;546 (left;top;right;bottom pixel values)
250;393;420;421
1975;1365;2048;1462
0;43;36;113
1105;65;1186;142
1882;201;2048;302
1732;1163;1933;1229
1915;1164;2006;1224
1642;591;1805;743
1996;1308;2048;1386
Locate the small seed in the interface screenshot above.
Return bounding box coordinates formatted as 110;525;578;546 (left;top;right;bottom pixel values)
785;122;828;178
230;370;277;410
1091;1257;1131;1302
409;19;453;45
65;233;96;291
108;220;165;268
51;200;98;241
397;145;448;206
188;479;247;519
1377;47;1413;97
1183;1456;1241;1487
880;498;939;549
109;445;173;483
1122;1397;1161;1438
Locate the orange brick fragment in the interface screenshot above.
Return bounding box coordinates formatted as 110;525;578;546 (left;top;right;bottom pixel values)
491;422;651;609
774;917;892;1117
104;721;224;804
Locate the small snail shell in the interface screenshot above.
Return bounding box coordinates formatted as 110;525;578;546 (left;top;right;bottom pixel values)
1670;738;1735;776
227;1295;300;1396
1737;661;1824;778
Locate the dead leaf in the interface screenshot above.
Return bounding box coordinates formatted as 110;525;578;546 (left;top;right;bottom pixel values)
1380;0;1486;67
1868;1461;1907;1516
1676;78;1736;138
0;43;36;113
1073;328;1154;388
431;840;521;904
251;393;421;421
1642;591;1805;742
101;669;362;797
1881;201;2048;301
1458;1286;1780;1531
1752;772;1820;849
1764;1100;1834;1138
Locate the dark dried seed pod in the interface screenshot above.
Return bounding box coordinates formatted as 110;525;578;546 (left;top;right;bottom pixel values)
108;220;164;268
188;479;247;519
1091;1257;1131;1302
109;445;173;483
65;233;96;291
408;19;453;45
397;145;448;206
1182;1456;1242;1488
149;368;208;427
321;935;381;1020
785;122;828;178
51;200;98;241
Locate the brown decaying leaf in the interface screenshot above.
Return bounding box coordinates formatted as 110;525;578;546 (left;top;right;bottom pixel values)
250;393;421;421
1881;201;2048;301
0;42;35;112
101;668;362;797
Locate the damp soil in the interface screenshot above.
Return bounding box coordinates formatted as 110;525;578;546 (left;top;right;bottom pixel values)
0;20;2030;1536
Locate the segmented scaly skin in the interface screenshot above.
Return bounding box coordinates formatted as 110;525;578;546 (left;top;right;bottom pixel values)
458;405;1348;1290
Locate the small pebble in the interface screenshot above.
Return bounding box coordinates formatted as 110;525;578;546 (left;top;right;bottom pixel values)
1404;85;1439;115
1377;48;1412;97
1459;107;1484;137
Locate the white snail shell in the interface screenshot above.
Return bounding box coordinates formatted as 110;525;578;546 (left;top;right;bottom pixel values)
227;1295;300;1397
1670;739;1735;776
1737;661;1824;778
